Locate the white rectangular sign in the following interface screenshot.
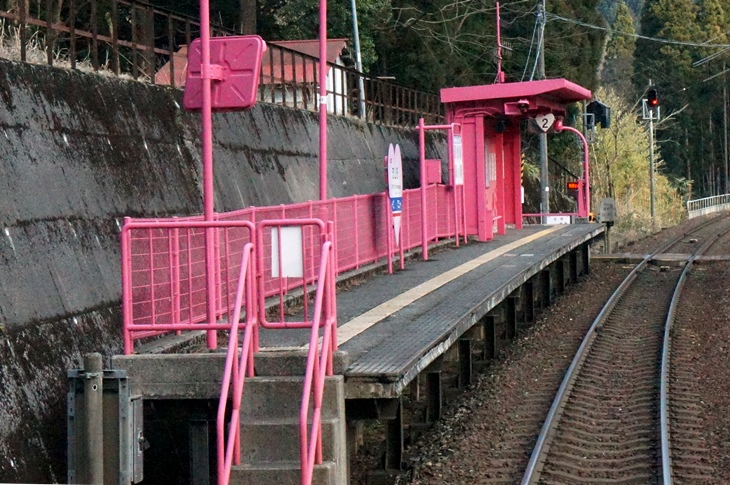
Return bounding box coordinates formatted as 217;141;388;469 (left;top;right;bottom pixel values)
271;226;304;278
545;216;572;225
453;135;464;186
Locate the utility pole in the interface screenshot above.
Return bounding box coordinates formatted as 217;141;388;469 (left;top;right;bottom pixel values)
649;109;656;231
644;84;659;231
537;0;549;222
722;62;730;194
349;0;366;118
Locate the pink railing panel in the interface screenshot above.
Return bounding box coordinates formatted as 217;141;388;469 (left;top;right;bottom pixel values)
256;219;328;330
122;183;463;353
121;219;255;353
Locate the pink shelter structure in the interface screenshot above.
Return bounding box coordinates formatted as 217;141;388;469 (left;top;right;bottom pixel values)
440;79;592;241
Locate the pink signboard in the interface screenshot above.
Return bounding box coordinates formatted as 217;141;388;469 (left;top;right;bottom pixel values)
183;35;266;111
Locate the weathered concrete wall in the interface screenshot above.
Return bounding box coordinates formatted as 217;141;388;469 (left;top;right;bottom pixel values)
0;58;445;481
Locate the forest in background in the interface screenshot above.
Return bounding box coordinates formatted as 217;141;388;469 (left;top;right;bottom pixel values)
146;0;730;237
5;0;728;237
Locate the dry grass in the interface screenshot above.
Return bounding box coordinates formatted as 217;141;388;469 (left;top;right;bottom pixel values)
0;19;150;82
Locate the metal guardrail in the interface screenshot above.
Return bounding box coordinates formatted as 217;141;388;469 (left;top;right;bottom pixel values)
687;193;730;218
0;0;443;126
0;0;222;81
121;185;463;352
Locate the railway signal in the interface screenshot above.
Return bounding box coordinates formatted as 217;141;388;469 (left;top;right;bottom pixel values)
641;84;660;231
647;88;659;109
586;100;611;129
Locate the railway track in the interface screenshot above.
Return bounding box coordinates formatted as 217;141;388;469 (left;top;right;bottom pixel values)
520;215;730;484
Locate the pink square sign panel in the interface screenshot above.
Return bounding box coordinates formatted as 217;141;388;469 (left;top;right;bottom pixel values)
183;35;266;111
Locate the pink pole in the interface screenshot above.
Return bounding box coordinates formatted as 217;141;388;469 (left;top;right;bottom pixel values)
319;0;328;200
121;219;133;354
200;0;217;348
558;125;591;218
418;118;428;260
496;3;505;83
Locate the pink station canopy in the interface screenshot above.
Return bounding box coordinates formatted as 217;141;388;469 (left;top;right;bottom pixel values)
441;78;592;117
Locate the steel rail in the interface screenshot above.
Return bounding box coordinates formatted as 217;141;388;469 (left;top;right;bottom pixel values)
659;221;730;484
521;214;730;484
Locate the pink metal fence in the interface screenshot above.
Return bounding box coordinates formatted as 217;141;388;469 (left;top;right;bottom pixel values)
121;219;255;353
121;184;461;352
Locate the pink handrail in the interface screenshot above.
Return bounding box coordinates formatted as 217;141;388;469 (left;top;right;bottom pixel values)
217;243;256;485
299;237;336;485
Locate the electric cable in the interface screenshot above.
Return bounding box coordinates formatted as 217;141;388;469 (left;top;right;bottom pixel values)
549;12;730;48
521;15;539;81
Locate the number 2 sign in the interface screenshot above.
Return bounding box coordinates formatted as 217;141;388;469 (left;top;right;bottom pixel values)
535;113;555;133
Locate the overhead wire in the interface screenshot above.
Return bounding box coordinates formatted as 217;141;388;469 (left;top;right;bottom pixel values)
521;16;538;81
548;12;730;48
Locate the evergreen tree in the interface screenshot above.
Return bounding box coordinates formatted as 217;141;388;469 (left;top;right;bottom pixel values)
590;88;684;238
602;1;636;93
633;0;703;191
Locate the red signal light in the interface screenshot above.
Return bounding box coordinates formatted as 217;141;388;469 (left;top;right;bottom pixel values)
567;181;580;191
647;88;659;108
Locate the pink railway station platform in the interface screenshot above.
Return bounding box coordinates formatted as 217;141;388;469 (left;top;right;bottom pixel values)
68;5;605;484
110;222;603;484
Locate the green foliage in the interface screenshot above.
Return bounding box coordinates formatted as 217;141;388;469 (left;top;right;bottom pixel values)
631;0;730;197
258;0;390;68
590;88;685;238
602;1;636;93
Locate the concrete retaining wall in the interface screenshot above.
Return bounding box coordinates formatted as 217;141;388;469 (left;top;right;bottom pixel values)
0;58;445;482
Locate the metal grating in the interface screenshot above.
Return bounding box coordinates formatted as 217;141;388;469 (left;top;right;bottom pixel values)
344;225;602;378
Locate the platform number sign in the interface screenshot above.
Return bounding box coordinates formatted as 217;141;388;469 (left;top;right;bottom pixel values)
387;144;403;245
453;134;464;186
535;113;555;133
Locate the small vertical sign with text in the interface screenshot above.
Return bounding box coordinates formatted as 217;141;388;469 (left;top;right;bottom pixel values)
453;134;464;186
387;144;403;245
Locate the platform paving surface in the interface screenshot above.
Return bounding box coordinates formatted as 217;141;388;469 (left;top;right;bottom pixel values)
257;223;603;396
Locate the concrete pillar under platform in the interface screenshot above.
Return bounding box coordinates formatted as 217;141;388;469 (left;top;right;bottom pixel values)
570;250;579;284
458;339;473;388
540;268;552;308
189;419;210;485
482;315;497;360
385;398;403;470
524;279;535;323
556;258;566;295
506;296;517;340
426;371;442;423
346;419;363;478
409;374;421;402
582;242;591;275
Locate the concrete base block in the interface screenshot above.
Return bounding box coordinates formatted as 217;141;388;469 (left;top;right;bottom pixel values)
230;461;335;485
254;350;350;376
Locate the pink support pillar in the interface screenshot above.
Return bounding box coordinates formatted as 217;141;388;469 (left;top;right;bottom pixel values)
318;0;328;200
495;131;506;235
200;0;217;348
417;120;460;258
418;118;428;260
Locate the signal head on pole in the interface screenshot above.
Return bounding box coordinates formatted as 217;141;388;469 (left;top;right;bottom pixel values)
647;87;659;109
